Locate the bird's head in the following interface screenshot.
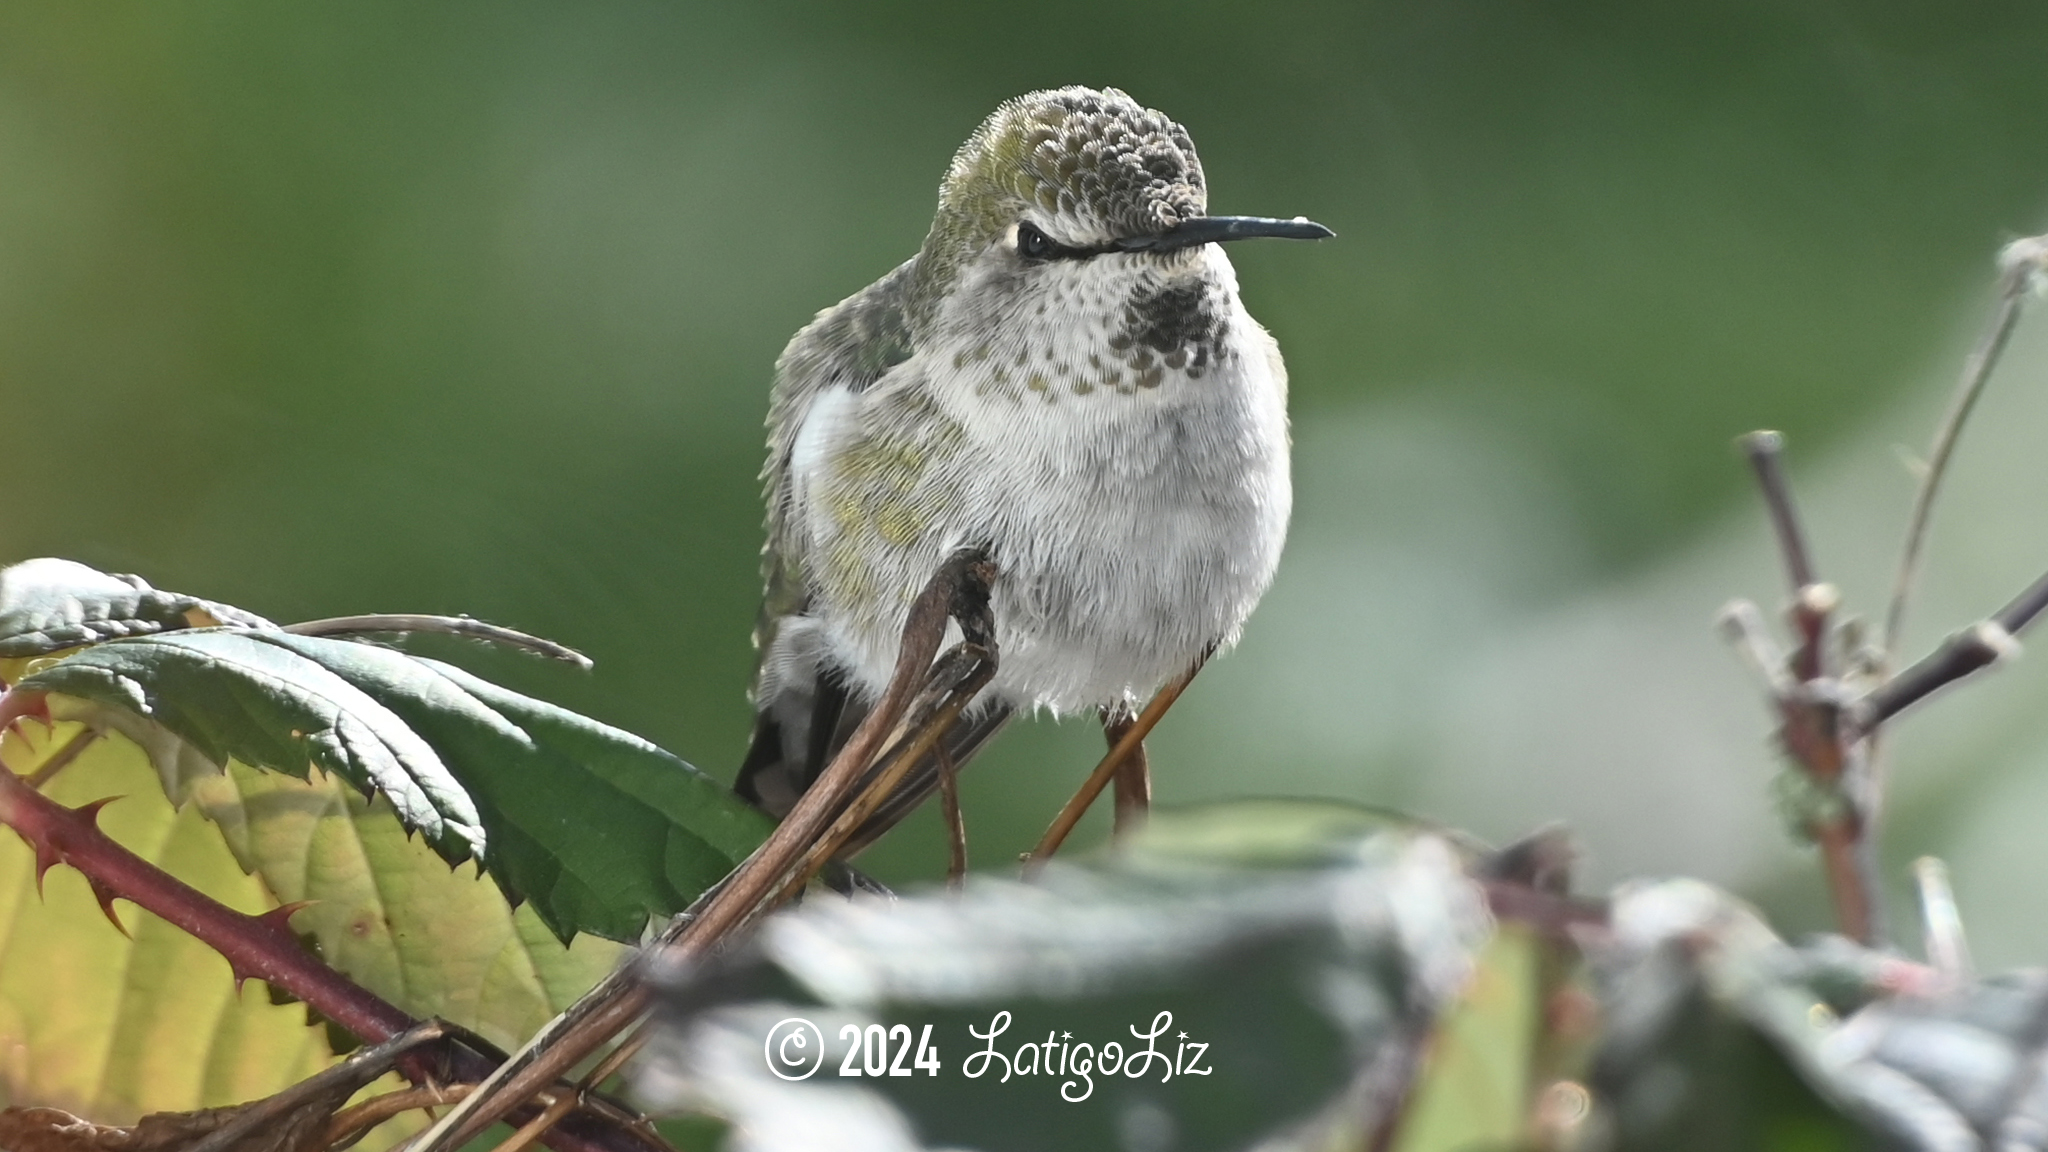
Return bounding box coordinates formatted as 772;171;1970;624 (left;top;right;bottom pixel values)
908;87;1329;332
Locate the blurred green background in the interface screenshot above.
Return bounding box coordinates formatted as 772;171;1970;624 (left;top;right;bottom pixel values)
7;3;2048;959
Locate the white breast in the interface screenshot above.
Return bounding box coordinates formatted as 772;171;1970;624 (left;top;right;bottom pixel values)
796;247;1292;715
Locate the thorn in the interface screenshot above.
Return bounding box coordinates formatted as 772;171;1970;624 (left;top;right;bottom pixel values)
32;841;61;897
86;879;129;937
68;796;121;828
229;962;259;993
255;900;316;936
3;699;51;742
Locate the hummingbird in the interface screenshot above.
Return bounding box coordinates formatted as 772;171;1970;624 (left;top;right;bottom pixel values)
735;86;1329;848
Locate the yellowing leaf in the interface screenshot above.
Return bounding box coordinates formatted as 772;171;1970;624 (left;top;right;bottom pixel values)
0;721;331;1120
192;760;624;1053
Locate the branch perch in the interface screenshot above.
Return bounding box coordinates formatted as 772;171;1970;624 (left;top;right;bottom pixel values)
1726;431;1883;943
406;548;1001;1152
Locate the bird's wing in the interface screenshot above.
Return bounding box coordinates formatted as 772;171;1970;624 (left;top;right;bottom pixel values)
739;259;924;817
758;258;918;571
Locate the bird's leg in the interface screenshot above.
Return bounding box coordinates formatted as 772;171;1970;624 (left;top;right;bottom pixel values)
1026;648;1211;871
1103;705;1151;837
937;743;968;886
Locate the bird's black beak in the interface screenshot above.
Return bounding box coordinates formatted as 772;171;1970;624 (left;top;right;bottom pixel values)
1118;215;1334;253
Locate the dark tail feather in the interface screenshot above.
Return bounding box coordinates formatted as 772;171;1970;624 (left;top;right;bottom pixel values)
735;666;854;818
736;664;1012;855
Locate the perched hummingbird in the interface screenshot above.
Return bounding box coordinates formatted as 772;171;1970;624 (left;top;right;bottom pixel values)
736;86;1329;842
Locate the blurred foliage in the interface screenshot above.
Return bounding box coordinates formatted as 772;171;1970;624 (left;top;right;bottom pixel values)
647;807;2048;1151
4;4;2048;916
641;812;1499;1151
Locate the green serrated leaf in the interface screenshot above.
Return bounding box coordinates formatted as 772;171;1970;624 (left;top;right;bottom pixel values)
0;558;272;661
23;629;773;942
0;721;332;1118
24;633;487;868
192;760;626;1054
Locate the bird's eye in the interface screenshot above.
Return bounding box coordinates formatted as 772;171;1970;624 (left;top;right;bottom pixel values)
1016;222;1059;261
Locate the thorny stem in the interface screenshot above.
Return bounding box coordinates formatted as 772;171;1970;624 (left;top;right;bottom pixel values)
0;691;658;1152
1882;235;2048;664
0;690;415;1043
407;549;1001;1152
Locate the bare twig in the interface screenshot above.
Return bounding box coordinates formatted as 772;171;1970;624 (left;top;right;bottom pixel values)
574;1026;646;1099
21;725;99;790
406;549;1000;1152
1858;563;2048;732
770;642;996;910
324;1084;475;1151
285;614;593;669
1882;235;2048;663
1027;650;1209;870
186;1021;454;1152
1813;809;1880;945
484;1090;581;1152
1859;621;2022;732
1739;431;1837;682
1740;430;1818;591
937;743;967;886
402;960;652;1152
